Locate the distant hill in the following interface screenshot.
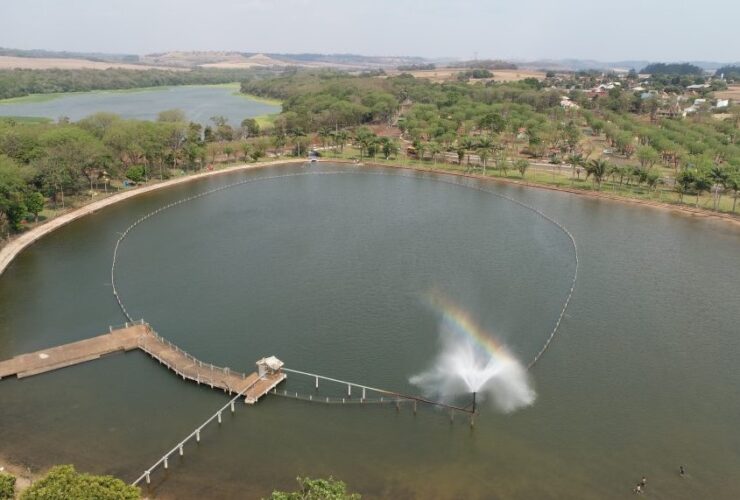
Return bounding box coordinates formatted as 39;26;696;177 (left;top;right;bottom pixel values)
0;47;139;63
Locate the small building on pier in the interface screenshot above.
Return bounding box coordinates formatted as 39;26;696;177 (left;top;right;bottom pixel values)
256;356;284;378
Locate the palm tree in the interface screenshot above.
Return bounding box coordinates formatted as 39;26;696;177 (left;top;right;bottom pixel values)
355;128;375;160
585;159;609;190
460;136;475;170
566;153;585;185
708;165;729;210
428;141;442;165
476;136;494;175
318;127;331;149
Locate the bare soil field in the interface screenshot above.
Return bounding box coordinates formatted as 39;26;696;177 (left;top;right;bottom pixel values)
384;67;545;82
715;85;740;100
0;56;177;71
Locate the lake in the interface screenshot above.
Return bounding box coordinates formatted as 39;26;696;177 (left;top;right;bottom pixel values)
0;163;739;499
0;84;280;125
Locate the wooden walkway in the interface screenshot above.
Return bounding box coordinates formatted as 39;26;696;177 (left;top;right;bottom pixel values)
0;321;285;404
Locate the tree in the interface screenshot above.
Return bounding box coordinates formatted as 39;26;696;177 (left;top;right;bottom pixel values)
0;155;29;232
475;136;494;174
381;138;399;159
427;141;442;165
637;146;659;170
565;153;585;185
354;127;375;160
20;465;139;500
585;159;609;189
25;191;45;222
693;171;712;207
707;165;729;210
240;118;260;138
515;159;530;178
0;471;14;500
157;109;187;123
241;142;252;162
675;169;695;203
269;476;360;500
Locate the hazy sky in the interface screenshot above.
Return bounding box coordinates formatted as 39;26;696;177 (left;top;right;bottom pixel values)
1;0;738;61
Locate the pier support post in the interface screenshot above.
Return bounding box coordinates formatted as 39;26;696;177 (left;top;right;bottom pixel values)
413;401;417;415
230;401;235;413
362;387;366;401
450;410;454;423
218;411;222;424
196;430;201;443
315;376;319;390
164;457;169;469
347;384;351;397
145;472;150;485
179;445;184;456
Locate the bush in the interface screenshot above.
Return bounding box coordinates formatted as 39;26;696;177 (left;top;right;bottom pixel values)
269;476;360;500
0;472;15;500
124;165;146;183
21;465;139;500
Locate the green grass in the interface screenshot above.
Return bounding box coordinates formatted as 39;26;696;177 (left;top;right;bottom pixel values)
0;115;52;123
324;147;739;215
0;93;63;104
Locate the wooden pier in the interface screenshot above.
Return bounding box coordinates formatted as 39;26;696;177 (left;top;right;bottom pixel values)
0;321;285;404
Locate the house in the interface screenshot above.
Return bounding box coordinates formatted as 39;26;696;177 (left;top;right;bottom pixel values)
560;96;580;109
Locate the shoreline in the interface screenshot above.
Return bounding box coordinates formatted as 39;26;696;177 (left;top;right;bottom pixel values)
0;159;304;278
2;156;738;279
343;160;740;229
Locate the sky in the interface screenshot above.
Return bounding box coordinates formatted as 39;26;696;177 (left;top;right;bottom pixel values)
1;0;738;62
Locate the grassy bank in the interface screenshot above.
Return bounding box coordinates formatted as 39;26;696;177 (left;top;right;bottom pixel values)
322;147;740;217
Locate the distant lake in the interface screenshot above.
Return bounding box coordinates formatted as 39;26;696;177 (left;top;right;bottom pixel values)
0;84;280;125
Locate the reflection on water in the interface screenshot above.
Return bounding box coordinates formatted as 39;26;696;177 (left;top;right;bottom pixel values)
0;163;739;499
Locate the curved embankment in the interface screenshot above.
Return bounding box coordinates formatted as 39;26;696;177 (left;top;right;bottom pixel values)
0;159;305;278
2;157;738;279
343;160;740;228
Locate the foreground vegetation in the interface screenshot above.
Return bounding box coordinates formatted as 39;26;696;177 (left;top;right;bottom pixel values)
0;466;357;500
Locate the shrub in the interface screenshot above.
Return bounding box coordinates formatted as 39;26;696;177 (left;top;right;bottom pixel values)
0;472;15;500
21;465;139;500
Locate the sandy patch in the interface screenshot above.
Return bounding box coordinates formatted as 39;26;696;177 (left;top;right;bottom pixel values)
0;56;180;71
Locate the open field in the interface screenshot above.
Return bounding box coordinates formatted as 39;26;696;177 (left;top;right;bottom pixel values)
384;67;546;82
715;84;740;100
0;55;179;71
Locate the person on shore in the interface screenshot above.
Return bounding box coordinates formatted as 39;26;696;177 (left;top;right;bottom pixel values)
639;477;647;488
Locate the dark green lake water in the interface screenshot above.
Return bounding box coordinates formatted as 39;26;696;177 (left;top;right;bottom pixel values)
0;85;279;124
1;163;739;499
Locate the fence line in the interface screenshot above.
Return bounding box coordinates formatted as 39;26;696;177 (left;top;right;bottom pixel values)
131;387;249;487
110;169;578;371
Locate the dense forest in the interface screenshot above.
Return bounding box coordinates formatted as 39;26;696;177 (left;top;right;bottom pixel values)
640;63;704;75
0;67;277;100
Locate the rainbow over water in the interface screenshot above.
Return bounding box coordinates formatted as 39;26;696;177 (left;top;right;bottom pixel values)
410;291;536;413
